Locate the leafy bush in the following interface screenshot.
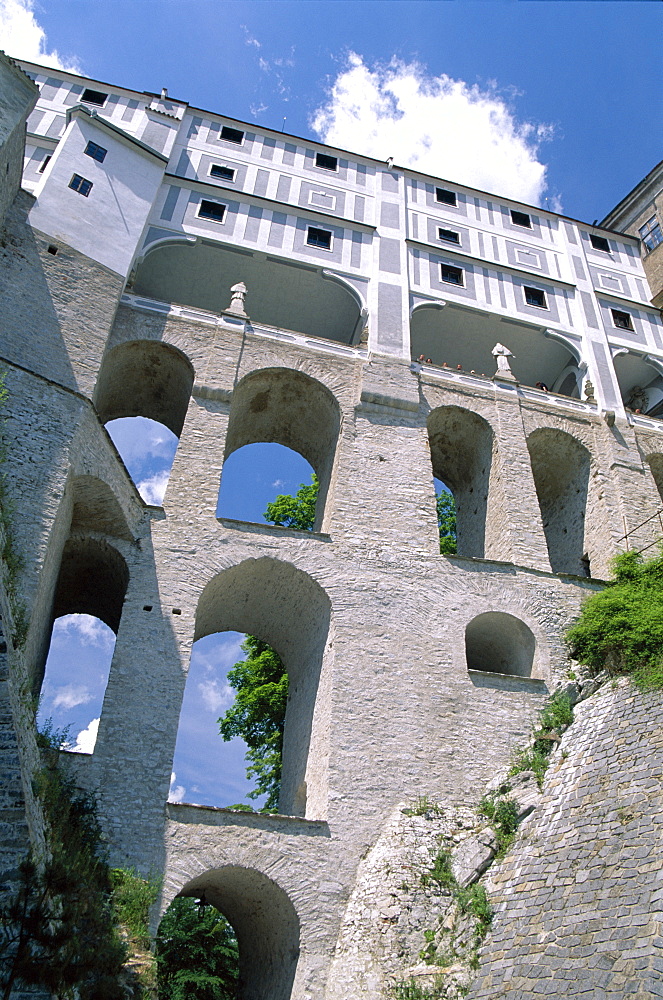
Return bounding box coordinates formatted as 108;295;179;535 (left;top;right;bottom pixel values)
111;869;160;951
156;897;239;1000
420;847;456;891
437;491;457;555
509;691;573;788
456;884;493;942
566;549;663;689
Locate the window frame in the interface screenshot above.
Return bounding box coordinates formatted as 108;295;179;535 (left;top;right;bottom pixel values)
438;227;460;245
611;308;634;332
523;285;548;309
440;262;464;286
315;151;338;172
84;140;107;164
510;209;532;229
69;173;93;197
306;225;333;251
220;125;244;145
197;199;227;224
209;163;236;182
589;233;611;253
81;88;108;108
639;215;663;253
435;187;457;207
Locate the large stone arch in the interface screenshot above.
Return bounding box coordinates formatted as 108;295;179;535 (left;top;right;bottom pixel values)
93;339;195;437
527;427;591;576
427;405;497;558
171;866;300;1000
69;474;133;541
195;558;332;818
223;368;342;531
465;612;537;678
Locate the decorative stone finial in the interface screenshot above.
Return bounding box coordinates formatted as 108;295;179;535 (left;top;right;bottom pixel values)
226;281;247;317
492;342;517;382
583;379;596;403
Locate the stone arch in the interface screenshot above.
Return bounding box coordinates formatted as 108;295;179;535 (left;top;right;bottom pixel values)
222;368;341;531
465;612;536;677
427;405;495;558
69;474;133;541
527;427;591;575
551;364;582;398
171;866;300;1000
93;339;195;437
195;558;332;818
612;350;663;417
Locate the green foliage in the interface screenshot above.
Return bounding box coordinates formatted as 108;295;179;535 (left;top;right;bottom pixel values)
218;635;288;810
566;548;663;689
110;869;160;951
0;724;127;999
436;490;457;555
420;847;456;891
156;897;239;1000
391;978;445;999
456;884;493;942
263;474;318;531
491;799;519;858
402;795;443;817
509;691;574;788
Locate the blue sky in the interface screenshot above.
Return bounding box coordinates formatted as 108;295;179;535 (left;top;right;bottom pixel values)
7;0;661;808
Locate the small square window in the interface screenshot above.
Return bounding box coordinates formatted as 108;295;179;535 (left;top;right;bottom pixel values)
611;309;633;331
307;226;332;250
220;125;244;144
315;151;338;171
210;164;235;181
38;154;51;173
440;263;463;286
590;233;611;253
84;140;107;163
524;285;547;308
69;174;92;197
511;209;532;228
639;216;663;253
81;88;108;107
198;199;226;222
436;187;457;206
438;227;460;245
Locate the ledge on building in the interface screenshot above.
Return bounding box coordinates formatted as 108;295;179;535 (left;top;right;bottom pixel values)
467;669;549;694
443;551;606;587
166;801;330;837
217;517;332;541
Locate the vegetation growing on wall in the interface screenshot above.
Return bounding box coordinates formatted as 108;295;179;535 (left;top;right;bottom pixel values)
508;691;573;787
566;548;663;689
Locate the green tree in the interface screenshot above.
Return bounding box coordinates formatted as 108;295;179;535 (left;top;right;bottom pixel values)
156;897;239;1000
437;489;457;554
566;548;663;689
218;636;288;811
264;474;318;530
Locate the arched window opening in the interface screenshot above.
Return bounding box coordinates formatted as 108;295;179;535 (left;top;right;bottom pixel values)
613;351;663;417
170;630;285;811
551;365;582;398
217;442;317;528
161;867;300;1000
465;612;536;677
435;478;457;554
188;559;332;819
36;614;115;754
427;406;494;558
106;416;178;505
221;368;341;532
527;428;591;576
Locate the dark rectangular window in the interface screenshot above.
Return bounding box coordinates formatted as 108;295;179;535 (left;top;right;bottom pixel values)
38;154;51;173
611;309;633;331
436;187;457;206
511;209;532;228
438;227;460;244
210;164;235;181
307;226;332;250
81;88;108;107
84;140;107;163
590;233;610;253
524;285;547;308
440;263;463;285
315;151;338;171
69;174;92;197
220;125;244;144
198;199;226;222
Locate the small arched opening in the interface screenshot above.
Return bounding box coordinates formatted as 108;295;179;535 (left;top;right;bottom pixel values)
613;350;663;418
159;866;300;1000
218;368;341;531
527;427;591;576
427;406;495;558
94;340;195;504
465;612;536;677
187;558;332;818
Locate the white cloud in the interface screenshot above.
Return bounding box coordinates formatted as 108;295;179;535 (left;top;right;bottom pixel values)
311;53;554;207
198;678;234;714
53;613;114;649
52;684;93;710
136;470;170;505
71;717;99;754
107;417;178;466
168;772;186;804
0;0;81;71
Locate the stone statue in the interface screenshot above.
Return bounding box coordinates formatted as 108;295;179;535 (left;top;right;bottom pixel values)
226;281;247;316
625;385;648;413
492;343;517;381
